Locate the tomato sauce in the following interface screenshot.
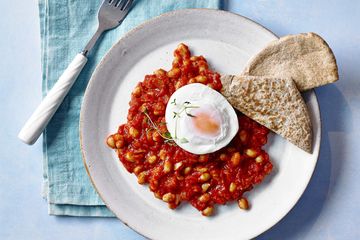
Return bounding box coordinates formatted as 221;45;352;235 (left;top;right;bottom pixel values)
107;44;273;216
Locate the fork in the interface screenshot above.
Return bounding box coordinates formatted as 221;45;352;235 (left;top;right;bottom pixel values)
18;0;133;145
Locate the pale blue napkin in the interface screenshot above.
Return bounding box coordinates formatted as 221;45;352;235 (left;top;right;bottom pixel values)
39;0;221;217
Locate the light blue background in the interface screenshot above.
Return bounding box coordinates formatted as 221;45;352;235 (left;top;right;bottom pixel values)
1;0;359;239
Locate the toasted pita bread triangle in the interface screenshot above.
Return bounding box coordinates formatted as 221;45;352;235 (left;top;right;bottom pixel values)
221;75;312;153
242;32;338;91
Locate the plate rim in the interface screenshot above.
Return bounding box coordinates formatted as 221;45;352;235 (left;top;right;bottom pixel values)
80;8;321;239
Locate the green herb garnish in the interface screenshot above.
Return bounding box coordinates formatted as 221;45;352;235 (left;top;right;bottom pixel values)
143;109;173;142
142;100;197;145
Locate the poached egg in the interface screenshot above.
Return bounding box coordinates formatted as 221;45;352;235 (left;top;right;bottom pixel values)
165;83;239;154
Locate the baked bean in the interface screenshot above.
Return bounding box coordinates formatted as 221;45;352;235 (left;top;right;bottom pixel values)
106;136;115;148
202;206;214;216
133;166;142;175
154;69;166;77
152;131;162;142
162;193;175;203
255;155;264;163
125;152;135;162
167;68;181;78
201;183;210;193
147;155;157;164
174;162;183;171
231;152;241;166
245;149;258;158
184;167;192;175
199;193;210;203
159;149;167;160
229;182;237;193
199;173;211;182
137;172;147;184
238;198;249;210
163;160;172;173
129;127;139;138
195;75;207;83
132;86;141;97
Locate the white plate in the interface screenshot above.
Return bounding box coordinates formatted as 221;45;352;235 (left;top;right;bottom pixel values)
80;9;320;240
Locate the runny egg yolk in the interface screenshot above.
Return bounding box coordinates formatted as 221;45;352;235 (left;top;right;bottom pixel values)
192;112;220;136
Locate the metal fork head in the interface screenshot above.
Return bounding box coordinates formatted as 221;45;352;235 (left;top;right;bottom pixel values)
98;0;133;30
82;0;133;56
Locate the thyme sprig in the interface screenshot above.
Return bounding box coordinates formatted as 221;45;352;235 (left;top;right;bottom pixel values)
142;109;173;142
171;99;199;118
141;100;197;145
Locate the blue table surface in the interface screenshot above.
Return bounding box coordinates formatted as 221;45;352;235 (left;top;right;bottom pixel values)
1;0;359;239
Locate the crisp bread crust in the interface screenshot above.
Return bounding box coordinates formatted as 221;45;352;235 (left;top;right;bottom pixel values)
242;32;339;92
221;75;313;153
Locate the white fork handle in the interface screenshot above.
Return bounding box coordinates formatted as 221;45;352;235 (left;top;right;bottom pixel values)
18;53;88;145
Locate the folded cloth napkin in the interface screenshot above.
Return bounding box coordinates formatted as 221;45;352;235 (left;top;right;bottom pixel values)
39;0;221;217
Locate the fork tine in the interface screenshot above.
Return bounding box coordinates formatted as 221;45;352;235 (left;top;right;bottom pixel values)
115;0;127;8
107;0;121;7
122;0;133;11
114;0;124;8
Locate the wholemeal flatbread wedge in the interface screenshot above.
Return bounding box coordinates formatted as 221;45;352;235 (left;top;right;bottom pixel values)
242;32;338;91
221;75;312;153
